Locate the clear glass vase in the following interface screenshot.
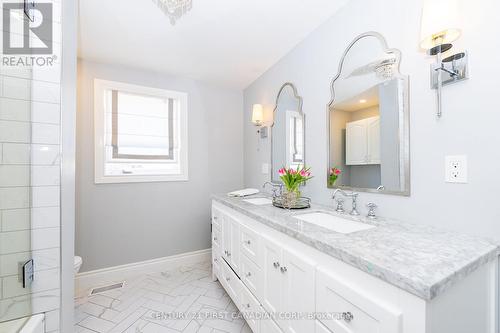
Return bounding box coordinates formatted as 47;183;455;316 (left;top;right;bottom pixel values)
282;188;300;209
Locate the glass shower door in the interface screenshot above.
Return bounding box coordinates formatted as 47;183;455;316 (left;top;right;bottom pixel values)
0;0;62;328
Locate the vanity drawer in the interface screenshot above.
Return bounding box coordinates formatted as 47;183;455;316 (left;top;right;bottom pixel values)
240;283;262;333
212;227;221;248
212;207;223;230
220;258;242;303
240;252;262;299
212;243;221;277
316;267;401;333
240;224;260;266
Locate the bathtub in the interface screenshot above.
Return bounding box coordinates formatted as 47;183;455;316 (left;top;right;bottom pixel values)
0;314;45;333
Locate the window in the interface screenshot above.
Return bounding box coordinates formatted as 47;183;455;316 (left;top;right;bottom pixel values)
285;110;304;169
94;79;188;183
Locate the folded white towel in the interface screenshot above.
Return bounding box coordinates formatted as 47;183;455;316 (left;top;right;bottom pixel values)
227;188;260;197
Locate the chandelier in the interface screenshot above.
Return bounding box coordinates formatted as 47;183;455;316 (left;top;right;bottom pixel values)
152;0;193;25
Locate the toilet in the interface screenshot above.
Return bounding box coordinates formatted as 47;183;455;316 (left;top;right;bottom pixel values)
74;256;83;274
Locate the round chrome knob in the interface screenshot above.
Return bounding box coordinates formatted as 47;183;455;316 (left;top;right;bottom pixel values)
280;266;287;273
343;312;354;323
225;277;230;282
245;240;251;245
273;262;280;268
246;272;252;277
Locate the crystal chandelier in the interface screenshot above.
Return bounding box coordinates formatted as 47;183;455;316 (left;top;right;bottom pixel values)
152;0;193;25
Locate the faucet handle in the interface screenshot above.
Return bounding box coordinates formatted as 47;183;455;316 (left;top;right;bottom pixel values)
335;198;345;213
366;203;377;219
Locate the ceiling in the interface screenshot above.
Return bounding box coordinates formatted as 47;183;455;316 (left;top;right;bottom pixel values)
334;85;379;112
78;0;349;89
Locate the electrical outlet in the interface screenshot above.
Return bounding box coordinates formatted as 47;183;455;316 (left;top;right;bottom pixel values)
261;163;269;175
445;155;468;183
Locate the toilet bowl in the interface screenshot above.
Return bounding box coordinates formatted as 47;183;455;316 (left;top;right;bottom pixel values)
74;256;83;274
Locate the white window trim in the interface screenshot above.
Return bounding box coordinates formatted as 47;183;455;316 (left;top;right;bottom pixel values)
94;79;189;184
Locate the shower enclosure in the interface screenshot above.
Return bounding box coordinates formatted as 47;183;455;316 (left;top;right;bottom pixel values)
0;1;62;331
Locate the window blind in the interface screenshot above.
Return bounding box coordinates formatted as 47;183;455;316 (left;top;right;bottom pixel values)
108;91;174;160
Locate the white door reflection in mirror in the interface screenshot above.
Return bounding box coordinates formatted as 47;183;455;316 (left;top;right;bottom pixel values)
286;110;304;169
271;83;305;183
327;32;410;196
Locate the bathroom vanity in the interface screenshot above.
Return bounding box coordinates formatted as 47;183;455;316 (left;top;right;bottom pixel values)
211;195;499;333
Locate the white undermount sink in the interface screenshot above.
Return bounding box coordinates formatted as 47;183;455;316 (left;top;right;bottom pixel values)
242;197;273;205
294;212;375;234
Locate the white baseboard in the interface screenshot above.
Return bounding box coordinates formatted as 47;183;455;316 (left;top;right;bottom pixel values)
75;248;211;294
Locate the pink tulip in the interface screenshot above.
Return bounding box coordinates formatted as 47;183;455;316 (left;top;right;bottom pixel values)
334;169;341;175
278;168;286;176
289;169;297;175
300;170;311;177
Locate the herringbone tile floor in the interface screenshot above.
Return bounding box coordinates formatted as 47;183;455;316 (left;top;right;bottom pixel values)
74;261;251;333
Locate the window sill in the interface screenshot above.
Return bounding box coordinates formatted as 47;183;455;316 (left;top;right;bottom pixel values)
94;174;189;184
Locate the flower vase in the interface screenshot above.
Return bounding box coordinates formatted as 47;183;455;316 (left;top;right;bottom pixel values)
282;188;300;209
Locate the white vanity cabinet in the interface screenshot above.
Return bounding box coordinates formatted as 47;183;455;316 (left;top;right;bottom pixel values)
261;235;317;333
346;116;381;165
221;212;240;274
211;200;498;333
316;266;402;333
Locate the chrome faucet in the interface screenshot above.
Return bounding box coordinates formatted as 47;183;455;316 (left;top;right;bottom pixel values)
366;203;378;219
332;189;360;216
263;182;283;198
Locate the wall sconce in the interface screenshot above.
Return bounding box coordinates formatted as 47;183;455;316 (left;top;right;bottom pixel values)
420;0;468;118
252;104;268;138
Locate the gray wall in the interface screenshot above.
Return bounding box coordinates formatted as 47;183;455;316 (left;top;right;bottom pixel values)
77;60;243;272
243;0;500;240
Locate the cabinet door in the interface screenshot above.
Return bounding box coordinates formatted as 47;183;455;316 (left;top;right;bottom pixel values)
221;214;240;273
212;207;222;230
316;267;402;333
261;237;283;315
220;259;241;303
228;217;240;273
366;116;381;164
241;253;262;300
346;120;368;165
222;214;231;262
281;248;317;333
240;224;261;266
240;284;263;333
212;226;221;248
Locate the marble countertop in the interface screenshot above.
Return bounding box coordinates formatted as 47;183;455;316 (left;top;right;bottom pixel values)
212;194;499;301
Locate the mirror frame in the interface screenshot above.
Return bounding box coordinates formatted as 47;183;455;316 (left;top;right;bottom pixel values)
271;82;305;184
326;31;410;196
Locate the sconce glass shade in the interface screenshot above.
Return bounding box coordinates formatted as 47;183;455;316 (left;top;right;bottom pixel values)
252;104;264;126
420;0;462;50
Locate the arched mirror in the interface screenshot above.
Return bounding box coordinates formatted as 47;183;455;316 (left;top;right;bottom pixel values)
271;82;305;183
327;32;410;195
